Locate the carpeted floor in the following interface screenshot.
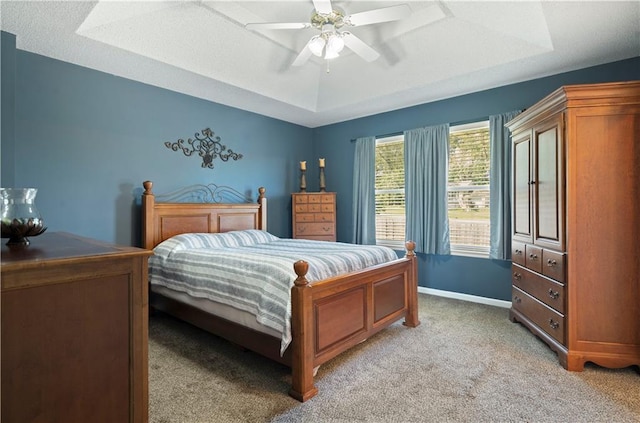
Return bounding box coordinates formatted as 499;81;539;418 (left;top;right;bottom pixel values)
149;294;640;422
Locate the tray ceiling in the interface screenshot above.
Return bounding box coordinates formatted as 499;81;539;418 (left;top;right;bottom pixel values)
1;1;638;127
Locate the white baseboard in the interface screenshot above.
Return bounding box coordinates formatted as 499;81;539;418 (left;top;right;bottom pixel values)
418;286;512;309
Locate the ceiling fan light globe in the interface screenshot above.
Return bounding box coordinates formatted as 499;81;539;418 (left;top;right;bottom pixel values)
324;49;339;60
327;34;344;54
308;36;326;57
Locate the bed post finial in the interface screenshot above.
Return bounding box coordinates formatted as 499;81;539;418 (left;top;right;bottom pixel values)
143;180;153;195
405;240;416;257
293;260;309;287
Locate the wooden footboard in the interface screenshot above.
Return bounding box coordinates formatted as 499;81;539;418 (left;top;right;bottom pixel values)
289;242;419;401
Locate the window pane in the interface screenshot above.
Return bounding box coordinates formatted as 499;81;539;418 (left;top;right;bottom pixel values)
448;122;490;255
375;136;405;245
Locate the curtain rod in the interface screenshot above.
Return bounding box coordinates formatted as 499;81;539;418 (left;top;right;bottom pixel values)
349;115;493;143
350;131;403;142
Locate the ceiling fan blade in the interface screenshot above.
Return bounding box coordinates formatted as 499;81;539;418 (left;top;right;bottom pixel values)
312;0;333;15
346;4;411;26
342;32;380;62
291;43;313;67
245;22;310;30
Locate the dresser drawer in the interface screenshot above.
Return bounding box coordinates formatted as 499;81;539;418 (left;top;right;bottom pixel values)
525;245;543;273
321;195;334;204
314;213;334;222
321;204;334;212
512;241;526;266
295;203;324;213
294;195;308;204
512;264;565;314
542;249;566;283
512;286;565;344
307;195;322;204
296;213;315;222
295;223;335;237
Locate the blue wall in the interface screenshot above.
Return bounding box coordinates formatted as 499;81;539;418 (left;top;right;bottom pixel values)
2;31;313;245
2;29;638;301
1;32;16;187
312;57;640;300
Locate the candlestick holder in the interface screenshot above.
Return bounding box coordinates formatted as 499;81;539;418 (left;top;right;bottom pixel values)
299;169;307;193
319;167;326;192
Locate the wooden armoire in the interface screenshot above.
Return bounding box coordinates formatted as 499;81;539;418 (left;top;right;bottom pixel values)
506;81;640;371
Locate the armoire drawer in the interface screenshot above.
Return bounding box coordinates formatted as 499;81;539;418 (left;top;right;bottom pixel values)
512;286;565;345
525;245;543;273
542;249;566;283
512;264;565;314
512;241;526;266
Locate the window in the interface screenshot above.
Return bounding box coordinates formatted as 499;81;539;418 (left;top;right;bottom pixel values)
374;135;405;248
373;122;490;256
448;121;490;257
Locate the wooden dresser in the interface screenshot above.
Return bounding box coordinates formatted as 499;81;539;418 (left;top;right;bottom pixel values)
292;192;336;241
1;232;152;423
506;81;640;371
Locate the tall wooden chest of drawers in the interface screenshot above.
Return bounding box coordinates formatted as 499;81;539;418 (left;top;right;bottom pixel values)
1;232;152;423
506;81;640;371
292;192;336;241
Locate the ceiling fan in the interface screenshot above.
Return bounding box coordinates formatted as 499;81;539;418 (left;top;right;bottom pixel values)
245;0;412;67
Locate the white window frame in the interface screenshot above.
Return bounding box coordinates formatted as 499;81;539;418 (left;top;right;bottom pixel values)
374;134;405;249
448;120;491;258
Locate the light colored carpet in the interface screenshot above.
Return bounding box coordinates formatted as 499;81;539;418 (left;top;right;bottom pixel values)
149;294;640;422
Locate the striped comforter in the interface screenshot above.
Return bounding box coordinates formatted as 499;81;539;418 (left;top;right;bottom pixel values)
149;230;399;355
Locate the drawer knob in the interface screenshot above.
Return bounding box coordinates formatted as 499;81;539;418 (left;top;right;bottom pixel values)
547;259;557;267
513;295;521;304
529;253;538;259
514;249;522;255
513;272;522;281
548;289;559;300
548;318;559;330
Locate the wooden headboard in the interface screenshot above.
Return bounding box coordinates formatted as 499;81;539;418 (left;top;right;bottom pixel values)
141;180;267;249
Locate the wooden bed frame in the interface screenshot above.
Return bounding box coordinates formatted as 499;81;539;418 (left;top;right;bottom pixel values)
141;180;420;401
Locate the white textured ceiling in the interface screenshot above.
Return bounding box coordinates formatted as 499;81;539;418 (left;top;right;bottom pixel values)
1;1;639;128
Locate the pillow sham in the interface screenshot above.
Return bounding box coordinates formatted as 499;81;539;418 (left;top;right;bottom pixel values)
153;229;279;258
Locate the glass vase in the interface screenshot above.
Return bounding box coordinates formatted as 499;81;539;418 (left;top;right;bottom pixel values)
1;188;47;246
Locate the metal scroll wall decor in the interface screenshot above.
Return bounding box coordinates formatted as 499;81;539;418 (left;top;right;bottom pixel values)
164;128;243;169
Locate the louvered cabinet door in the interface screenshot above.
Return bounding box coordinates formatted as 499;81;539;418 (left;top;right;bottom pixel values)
512;131;533;245
532;114;565;252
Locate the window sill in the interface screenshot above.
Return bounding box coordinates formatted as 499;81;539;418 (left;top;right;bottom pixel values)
450;247;489;259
